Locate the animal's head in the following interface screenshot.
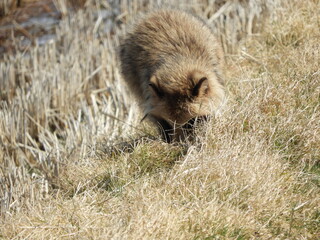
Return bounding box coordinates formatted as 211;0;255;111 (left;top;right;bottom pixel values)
148;68;225;128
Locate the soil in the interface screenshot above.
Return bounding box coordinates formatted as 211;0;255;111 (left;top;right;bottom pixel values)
0;0;85;57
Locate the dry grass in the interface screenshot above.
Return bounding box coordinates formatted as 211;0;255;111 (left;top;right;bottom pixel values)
1;0;319;239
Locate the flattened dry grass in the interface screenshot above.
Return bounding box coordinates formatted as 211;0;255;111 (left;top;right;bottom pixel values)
1;0;319;239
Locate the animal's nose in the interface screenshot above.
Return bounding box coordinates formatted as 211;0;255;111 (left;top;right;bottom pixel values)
184;115;210;129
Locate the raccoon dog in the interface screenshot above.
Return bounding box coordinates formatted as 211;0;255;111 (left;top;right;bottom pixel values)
119;9;225;142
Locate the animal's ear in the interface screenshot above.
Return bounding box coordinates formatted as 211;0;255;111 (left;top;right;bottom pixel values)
149;75;164;98
192;77;209;97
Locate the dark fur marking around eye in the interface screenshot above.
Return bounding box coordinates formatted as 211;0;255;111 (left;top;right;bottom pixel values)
192;77;208;97
149;83;164;98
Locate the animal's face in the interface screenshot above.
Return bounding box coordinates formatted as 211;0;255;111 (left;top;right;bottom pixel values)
148;70;224;128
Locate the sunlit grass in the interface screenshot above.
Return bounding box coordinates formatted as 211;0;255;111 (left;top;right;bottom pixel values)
0;0;319;239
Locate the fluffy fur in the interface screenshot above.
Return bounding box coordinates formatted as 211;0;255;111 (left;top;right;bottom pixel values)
119;9;225;142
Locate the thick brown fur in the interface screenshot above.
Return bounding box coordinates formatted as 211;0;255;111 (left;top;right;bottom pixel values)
119;9;225;142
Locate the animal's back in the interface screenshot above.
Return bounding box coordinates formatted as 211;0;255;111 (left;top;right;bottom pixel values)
119;9;225;142
119;9;224;102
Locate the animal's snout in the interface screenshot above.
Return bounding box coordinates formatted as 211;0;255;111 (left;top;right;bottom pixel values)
183;115;210;129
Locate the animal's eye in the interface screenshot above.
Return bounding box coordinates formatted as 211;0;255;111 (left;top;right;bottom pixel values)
149;83;164;98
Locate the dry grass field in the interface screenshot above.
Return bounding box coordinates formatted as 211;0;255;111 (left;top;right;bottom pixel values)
0;0;319;239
